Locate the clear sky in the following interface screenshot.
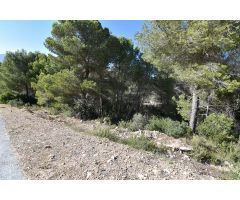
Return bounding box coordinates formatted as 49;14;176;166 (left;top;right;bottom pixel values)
0;20;144;54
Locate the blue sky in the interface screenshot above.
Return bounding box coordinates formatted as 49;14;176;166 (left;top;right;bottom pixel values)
0;20;144;54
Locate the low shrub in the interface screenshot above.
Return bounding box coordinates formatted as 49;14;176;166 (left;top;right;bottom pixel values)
128;113;148;131
118;120;131;129
229;165;240;180
8;99;24;107
123;136;167;153
145;116;190;138
226;143;240;163
50;102;74;116
0;92;16;103
118;113;148;131
197;113;234;143
191;136;222;164
94;128;120;142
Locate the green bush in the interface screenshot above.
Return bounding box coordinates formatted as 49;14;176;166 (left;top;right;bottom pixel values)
118;120;131;129
118;113;148;130
94;128;120;142
50;102;73;116
123;136;167;153
0;92;16;103
191;136;222;164
229;165;240;180
197;113;234;143
8;99;24;107
145;116;190;138
227;143;240;163
131;113;148;130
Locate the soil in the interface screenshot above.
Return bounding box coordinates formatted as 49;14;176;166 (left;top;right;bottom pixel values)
0;104;227;180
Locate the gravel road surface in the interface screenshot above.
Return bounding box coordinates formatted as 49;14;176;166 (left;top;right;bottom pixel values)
0;114;24;180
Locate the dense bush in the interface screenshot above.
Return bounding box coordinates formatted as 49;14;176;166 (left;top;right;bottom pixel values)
191;136;240;165
128;113;148;131
197;113;234;143
145;116;190;138
229;165;240;179
0;92;16;103
227;143;240;163
8;99;24;107
191;136;222;164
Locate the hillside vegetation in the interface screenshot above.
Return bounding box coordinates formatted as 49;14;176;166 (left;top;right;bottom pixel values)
0;20;240;179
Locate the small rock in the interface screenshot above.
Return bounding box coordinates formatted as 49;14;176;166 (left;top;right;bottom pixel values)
94;160;100;165
86;172;92;179
182;154;190;160
48;154;56;161
153;169;158;175
111;155;118;160
44;145;52;149
224;161;232;168
163;169;170;174
137;174;146;180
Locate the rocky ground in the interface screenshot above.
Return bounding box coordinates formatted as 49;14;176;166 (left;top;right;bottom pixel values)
0;104;227;180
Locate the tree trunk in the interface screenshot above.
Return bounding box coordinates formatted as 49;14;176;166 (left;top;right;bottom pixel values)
25;84;29;100
99;96;103;117
189;87;199;133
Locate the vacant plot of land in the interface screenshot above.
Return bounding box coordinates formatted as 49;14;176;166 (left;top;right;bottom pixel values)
0;105;224;180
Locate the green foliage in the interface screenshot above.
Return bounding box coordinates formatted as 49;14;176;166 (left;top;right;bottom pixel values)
94;128;120;142
191;136;240;166
0;92;16;103
197;113;234;143
191;136;221;164
145;116;190;138
173;94;191;121
137;20;240;133
117;114;148;131
34;20;156;120
34;70;80;105
224;143;240;163
128;113;148;131
118;120;131;129
123;136;166;153
229;165;240;180
0;50;46;103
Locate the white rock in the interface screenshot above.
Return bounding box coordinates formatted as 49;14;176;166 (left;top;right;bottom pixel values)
86;172;92;179
137;174;145;180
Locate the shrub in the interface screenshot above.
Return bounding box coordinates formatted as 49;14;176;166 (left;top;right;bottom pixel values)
197;113;234;143
145;116;190;138
50;102;73;116
8;99;24;107
0;92;16;103
191;136;222;164
118;120;131;129
94;128;120;142
229;165;240;180
123;136;167;153
73;98;98;120
227;143;240;163
128;113;148;131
